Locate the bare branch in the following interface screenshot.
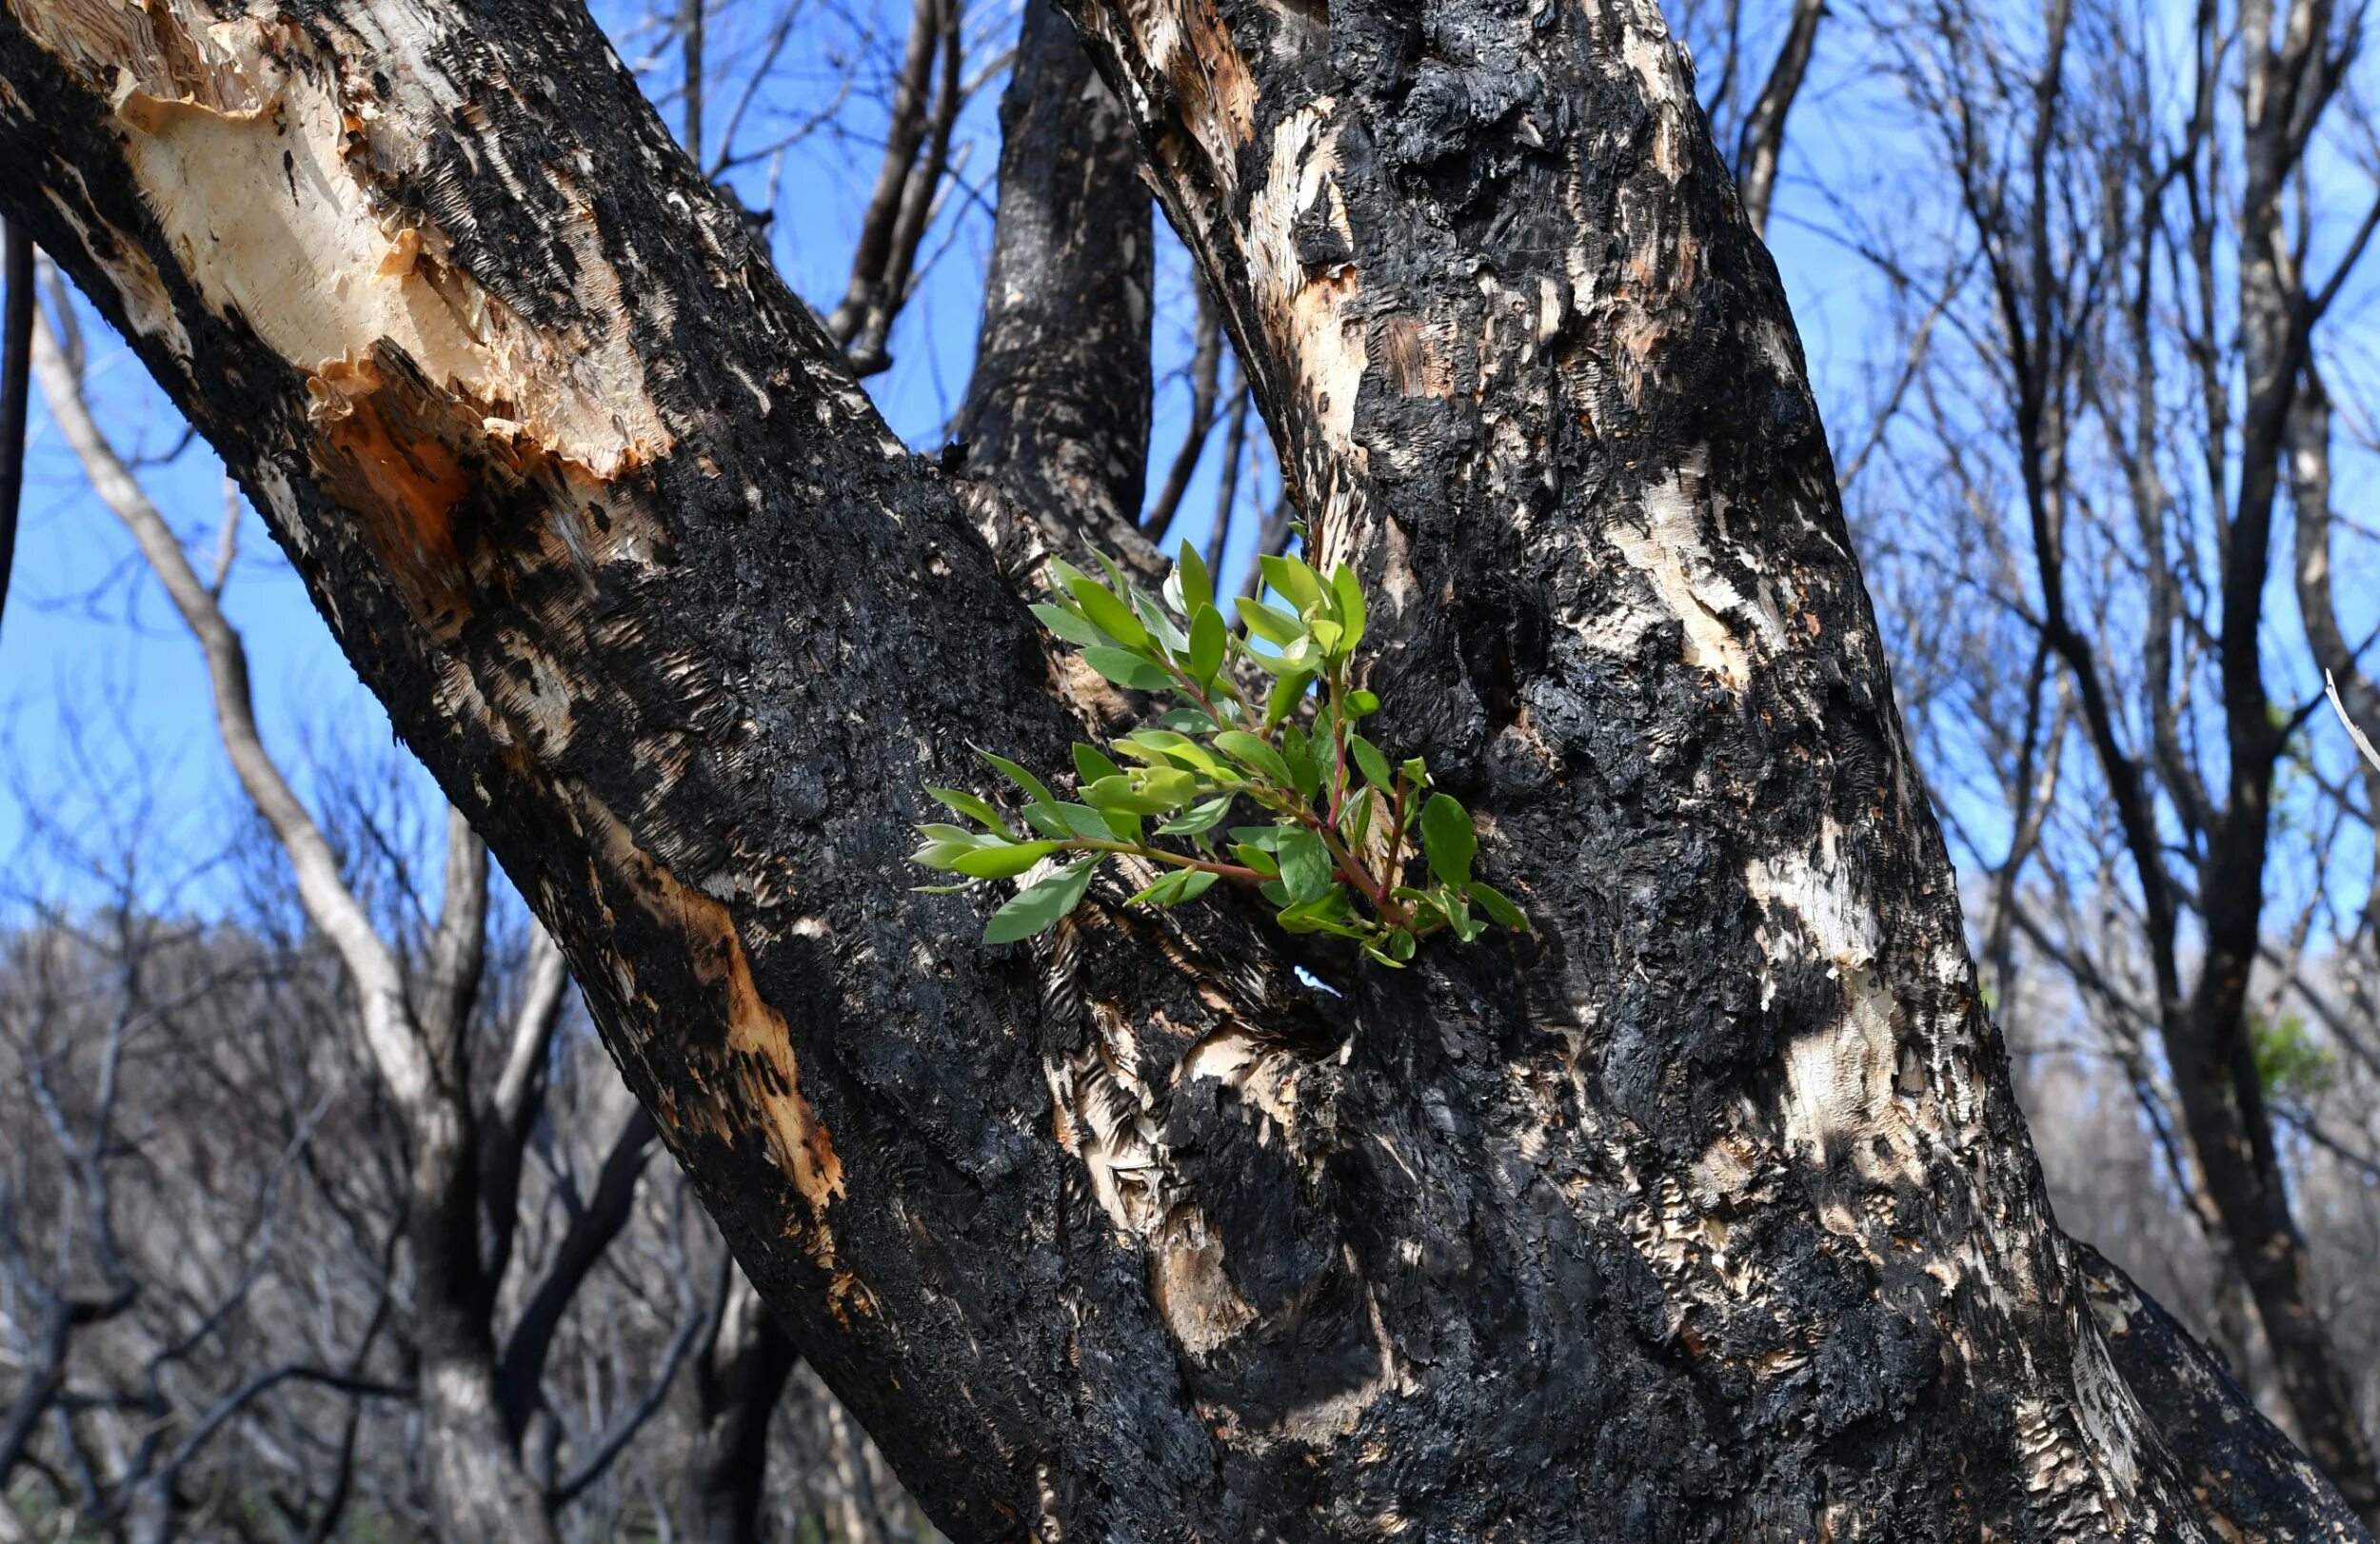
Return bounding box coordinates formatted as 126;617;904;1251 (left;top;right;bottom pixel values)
28;318;428;1111
1734;0;1825;236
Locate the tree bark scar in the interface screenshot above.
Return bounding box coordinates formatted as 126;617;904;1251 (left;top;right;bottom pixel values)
15;0;673;476
579;788;849;1265
308;350;473;594
1158;0;1259;162
302;339;664;646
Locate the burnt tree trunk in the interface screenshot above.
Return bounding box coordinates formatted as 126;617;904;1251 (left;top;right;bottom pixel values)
687;1272;800;1544
0;0;2365;1537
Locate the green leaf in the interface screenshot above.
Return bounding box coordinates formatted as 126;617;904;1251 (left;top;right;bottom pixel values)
1081;647;1175;691
1387;928;1418;961
911;841;977;871
1155;707;1220;735
1051;803;1121;841
1063;574;1151;650
953;841;1062;879
1031;603;1113;649
1090;548;1135;594
1232;843;1281;878
918;823;985;846
1261;554;1326;615
1420;794;1478;887
1158;797;1235;836
1349;735;1394;792
1246;640;1318;676
1277;893;1366;937
1213;730;1293;788
1468;881;1529;931
1157;742;1229;778
1401;757;1430;790
979;751;1062;816
1138;766;1200;805
1330;564;1367;649
1072;743;1124;787
1265;671;1316;727
926;786;1007;831
983;860;1101;944
1178;541;1214;615
1083;775;1185;816
1123;868;1188;907
1276;829;1335;903
1132;590;1188;653
1125;867;1221;908
1345;689;1379;718
1339;787;1375;847
1188;604;1227;683
1280;731;1321;802
1239;599;1304;648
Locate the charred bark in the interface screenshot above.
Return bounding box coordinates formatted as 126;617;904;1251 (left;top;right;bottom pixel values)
0;0;2363;1537
953;0;1153;556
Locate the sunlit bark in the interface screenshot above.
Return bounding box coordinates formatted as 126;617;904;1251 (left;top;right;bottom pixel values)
1;0;2366;1534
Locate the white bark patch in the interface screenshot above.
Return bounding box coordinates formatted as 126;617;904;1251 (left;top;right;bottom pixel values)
37;190;192;357
1041;1006;1265;1360
1603;449;1782;689
1096;0;1257;181
1243;105;1370;530
1147;1231;1259;1356
1617;26;1694;182
1744;829;1926;1190
21;6;673;479
1180;1023;1309;1136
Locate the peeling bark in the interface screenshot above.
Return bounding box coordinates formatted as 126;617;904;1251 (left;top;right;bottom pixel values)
1;0;2365;1537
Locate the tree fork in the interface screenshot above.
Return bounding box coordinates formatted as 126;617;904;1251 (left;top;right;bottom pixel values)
0;0;2366;1535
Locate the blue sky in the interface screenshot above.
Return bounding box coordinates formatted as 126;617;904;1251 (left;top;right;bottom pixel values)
9;0;2364;934
0;0;1911;911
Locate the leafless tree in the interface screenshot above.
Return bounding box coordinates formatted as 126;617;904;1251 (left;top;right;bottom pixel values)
1845;0;2380;1514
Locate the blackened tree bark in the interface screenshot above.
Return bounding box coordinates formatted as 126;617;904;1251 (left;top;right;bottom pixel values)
0;0;2366;1538
954;0;1153;559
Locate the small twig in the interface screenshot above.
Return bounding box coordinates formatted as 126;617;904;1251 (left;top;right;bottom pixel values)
2328;670;2380;772
0;218;33;643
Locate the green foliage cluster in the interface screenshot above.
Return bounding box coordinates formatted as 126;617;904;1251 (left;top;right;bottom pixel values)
2251;1010;2336;1099
913;543;1526;966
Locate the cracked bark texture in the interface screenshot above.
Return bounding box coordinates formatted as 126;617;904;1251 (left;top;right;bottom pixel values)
0;0;2365;1536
